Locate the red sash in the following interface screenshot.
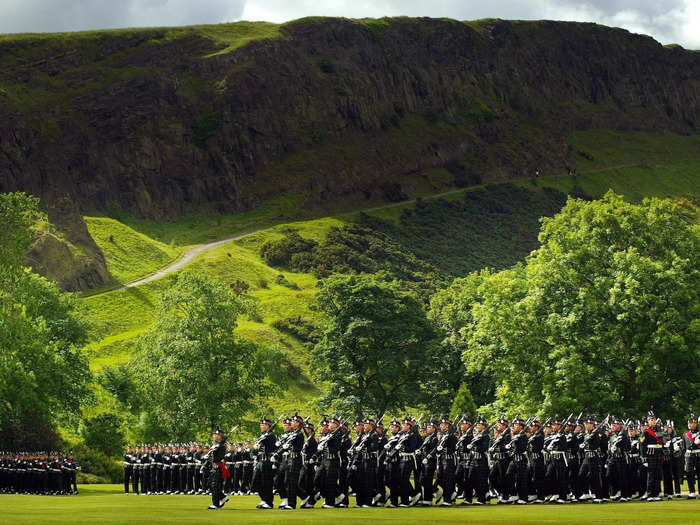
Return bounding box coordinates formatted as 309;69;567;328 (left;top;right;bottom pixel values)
688;431;695;441
646;428;663;445
215;462;231;479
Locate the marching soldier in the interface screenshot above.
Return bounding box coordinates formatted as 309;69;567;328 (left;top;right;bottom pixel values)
627;423;644;498
373;420;388;506
506;416;529;504
684;415;699;499
315;415;343;508
383;418;402;507
417;418;438;505
489;415;512;503
299;419;318;508
565;419;580;500
279;414;304;509
467;415;491;505
337;421;352;507
607;417;631;502
455;417;473;504
204;427;230;510
543;420;567;504
666;421;684;498
527;419;546;503
252;415;277;509
578;416;604;503
397;416;422;507
641;411;664;501
435;416;458;506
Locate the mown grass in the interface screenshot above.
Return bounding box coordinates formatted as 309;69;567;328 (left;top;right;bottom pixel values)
1;485;697;525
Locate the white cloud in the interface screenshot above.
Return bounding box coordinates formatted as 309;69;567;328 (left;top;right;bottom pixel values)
0;0;697;49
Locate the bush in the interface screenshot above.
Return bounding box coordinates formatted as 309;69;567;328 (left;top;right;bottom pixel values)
71;441;123;483
275;274;298;289
98;365;139;410
271;316;321;344
81;413;125;457
260;231;317;268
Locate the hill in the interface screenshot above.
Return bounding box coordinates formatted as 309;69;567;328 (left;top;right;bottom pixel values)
1;17;698;223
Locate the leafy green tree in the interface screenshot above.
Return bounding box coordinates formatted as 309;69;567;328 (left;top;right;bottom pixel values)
133;271;269;440
81;413;125;457
312;273;436;415
0;193;92;449
459;192;699;419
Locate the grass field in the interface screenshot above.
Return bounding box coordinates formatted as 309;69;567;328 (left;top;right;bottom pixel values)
3;485;698;524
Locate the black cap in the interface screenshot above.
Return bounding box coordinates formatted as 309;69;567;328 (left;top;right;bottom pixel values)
260;415;272;425
212;426;224;436
476;415;487;426
498;414;509;425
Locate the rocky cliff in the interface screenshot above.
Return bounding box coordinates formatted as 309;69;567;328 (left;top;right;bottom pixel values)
0;17;698;220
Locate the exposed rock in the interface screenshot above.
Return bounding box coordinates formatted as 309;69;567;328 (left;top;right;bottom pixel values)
0;18;698;219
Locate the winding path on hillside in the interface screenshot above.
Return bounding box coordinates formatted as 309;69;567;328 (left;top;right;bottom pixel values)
110;163;638;294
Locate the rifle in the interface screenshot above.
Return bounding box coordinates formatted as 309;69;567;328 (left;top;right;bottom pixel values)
557;413;574;435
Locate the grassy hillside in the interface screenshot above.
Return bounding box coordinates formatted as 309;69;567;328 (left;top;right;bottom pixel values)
78;129;700;439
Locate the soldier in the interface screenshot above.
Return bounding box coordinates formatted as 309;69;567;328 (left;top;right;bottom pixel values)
455;417;473;504
527;419;546;504
467;415;491;505
139;445;151;495
231;442;242;495
607;417;631;502
627;423;644;499
435;416;458;506
417;418;438;506
683;415;700;499
204;427;230;510
337;421;352;507
123;445;136;494
273;417;293;506
565;419;580;501
641;411;664;502
315;416;343;508
279;413;304;510
506;416;529;504
489;415;512;504
578;416;604;503
397;416;422;507
242;440;254;494
373;420;388;506
162;445;172;495
252;415;278;509
347;418;365;506
224;443;235;495
667;421;685;498
299;420;318;508
543;420;568;504
382;419;402;507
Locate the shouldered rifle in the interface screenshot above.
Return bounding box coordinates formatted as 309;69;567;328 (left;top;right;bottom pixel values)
557;413;574;435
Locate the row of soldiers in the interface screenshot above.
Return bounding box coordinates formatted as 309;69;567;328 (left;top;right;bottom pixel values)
198;410;700;510
122;442;257;495
0;451;79;495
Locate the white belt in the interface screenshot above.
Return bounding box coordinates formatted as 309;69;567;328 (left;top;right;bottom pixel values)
647;445;662;449
690;450;700;454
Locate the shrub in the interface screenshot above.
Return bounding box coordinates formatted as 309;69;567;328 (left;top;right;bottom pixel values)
81;413;125;457
260;231;317;267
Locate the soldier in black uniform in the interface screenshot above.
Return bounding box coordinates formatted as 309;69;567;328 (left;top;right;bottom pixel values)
684;415;700;499
224;443;235;495
454;417;473;504
397;416;422;507
565;419;581;501
315;416;343;508
527;419;545;503
252;415;278;509
347;418;365;505
505;416;529;504
279;413;304;509
204;427;230;510
489;415;512;503
467;415;490;505
299;420;318;508
139;445;151;495
543;420;568;504
607;417;631;501
627;423;643;498
123;445;136;494
641;411;664;501
417;418;438;505
665;421;684;499
337;421;352;507
578;416;604;503
382;418;402;507
373;421;388;506
435;416;458;506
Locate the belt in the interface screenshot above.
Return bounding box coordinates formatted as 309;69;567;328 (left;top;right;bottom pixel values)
647;444;662;449
243;460;252;464
492;453;506;460
470;452;486;460
689;450;700;454
399;452;416;457
584;451;601;458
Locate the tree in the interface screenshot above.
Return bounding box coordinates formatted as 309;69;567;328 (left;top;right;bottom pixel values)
460;192;699;419
81;413;125;457
0;192;92;450
311;273;436;415
428;270;496;414
133;271;268;441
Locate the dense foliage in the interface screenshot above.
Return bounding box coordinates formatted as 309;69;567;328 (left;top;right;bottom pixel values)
312;274;437;414
432;192;699;420
133;271;272;441
0;193;92;450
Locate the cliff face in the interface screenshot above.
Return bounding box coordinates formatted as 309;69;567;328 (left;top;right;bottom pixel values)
0;18;698;219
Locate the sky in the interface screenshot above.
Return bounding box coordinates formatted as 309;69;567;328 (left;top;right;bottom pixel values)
0;0;697;49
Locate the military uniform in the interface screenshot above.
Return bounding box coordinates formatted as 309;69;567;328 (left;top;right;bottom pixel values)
543;424;568;503
607;420;631;501
314;417;343;508
527;422;546;503
252;416;278;509
578;418;604;502
489;417;512;503
466;416;490;504
683;417;700;498
417;421;438;505
298;423;318;507
396;417;422;507
505;418;529;504
640;414;664;501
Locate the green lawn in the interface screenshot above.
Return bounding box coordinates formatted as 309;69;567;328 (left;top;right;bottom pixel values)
2;484;698;524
